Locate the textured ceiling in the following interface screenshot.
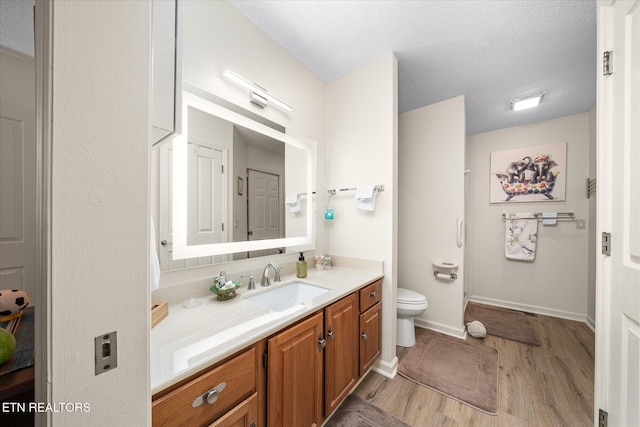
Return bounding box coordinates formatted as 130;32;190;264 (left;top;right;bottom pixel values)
0;0;34;57
0;0;597;136
230;0;597;135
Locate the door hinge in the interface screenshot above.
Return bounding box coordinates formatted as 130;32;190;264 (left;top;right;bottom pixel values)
221;223;224;232
602;232;611;256
262;350;268;369
603;51;612;76
598;409;608;427
221;164;224;173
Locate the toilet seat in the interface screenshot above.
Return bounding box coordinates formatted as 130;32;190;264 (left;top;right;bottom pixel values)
397;288;428;305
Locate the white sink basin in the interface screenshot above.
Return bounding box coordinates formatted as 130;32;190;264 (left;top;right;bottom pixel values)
245;282;329;312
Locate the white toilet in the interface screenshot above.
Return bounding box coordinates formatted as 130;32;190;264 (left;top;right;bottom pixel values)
396;287;429;347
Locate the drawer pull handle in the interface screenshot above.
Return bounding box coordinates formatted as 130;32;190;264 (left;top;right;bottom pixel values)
369;291;377;298
361;332;368;341
327;330;335;341
192;382;226;408
318;334;326;351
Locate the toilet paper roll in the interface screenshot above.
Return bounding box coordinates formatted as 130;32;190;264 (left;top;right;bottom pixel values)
436;273;453;280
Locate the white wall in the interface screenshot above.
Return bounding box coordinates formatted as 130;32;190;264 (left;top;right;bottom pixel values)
325;53;398;376
398;96;467;338
465;112;591;320
49;1;150;425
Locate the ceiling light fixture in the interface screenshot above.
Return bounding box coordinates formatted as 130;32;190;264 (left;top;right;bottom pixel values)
222;70;293;112
510;92;545;112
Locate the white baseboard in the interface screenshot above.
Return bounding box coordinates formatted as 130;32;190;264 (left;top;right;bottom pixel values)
414;318;466;339
467;295;589;324
585;315;596;332
372;356;398;379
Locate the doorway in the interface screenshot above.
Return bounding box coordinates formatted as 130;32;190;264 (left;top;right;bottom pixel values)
247;168;283;258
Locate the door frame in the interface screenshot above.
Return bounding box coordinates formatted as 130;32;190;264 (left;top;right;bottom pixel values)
595;2;613;421
34;1;53;425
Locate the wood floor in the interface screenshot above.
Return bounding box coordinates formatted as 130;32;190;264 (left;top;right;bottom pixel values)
352;312;595;426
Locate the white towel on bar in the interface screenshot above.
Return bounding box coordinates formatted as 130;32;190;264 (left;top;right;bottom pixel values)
505;213;537;261
285;193;301;212
285;193;299;204
355;185;377;211
542;212;558;226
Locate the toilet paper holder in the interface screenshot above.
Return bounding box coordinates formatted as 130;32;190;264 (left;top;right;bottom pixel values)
433;261;458;281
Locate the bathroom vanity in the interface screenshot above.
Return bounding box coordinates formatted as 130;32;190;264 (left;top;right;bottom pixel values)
151;265;383;426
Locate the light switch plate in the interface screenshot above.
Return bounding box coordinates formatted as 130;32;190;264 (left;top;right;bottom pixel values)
95;331;117;375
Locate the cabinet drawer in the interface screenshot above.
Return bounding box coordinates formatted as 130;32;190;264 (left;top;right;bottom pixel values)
359;279;382;313
153;347;257;427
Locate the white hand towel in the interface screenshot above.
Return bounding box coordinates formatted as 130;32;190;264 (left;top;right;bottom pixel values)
542;212;558;226
355;185;377;211
285;193;301;212
285;193;299;204
505;213;537;261
355;185;376;200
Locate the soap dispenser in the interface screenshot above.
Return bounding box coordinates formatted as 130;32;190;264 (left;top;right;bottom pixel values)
296;252;307;278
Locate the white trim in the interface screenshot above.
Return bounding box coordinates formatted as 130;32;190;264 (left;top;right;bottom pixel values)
371;356;398;379
414;318;466;339
466;295;587;323
595;1;615;422
586;315;596;333
34;1;53;425
0;45;35;62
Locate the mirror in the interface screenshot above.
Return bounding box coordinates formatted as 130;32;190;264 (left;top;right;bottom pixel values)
167;90;314;263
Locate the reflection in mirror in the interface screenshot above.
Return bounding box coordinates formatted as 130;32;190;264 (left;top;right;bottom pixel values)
169;90;314;263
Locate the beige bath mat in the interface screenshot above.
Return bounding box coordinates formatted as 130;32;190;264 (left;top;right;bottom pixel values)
398;329;499;415
324;394;410;427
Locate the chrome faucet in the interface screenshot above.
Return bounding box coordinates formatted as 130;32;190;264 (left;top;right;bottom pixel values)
260;262;281;287
242;274;255;290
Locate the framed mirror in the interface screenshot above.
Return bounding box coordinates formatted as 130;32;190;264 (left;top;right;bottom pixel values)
169;90;315;261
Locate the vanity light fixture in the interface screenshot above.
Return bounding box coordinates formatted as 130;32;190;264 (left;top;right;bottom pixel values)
222;70;293;112
510;91;545;111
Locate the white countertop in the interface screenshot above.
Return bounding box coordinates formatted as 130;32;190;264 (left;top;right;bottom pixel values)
150;264;383;394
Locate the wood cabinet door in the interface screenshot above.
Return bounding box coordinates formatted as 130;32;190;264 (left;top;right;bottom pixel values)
209;393;258;427
268;312;324;427
359;303;382;377
324;293;359;416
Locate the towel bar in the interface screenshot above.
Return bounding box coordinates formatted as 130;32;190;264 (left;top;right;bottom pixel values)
501;211;575;221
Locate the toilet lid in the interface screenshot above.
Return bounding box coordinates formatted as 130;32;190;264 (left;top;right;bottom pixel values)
397;288;427;304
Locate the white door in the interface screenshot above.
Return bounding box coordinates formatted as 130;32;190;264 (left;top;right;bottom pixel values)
596;1;640;426
157;140;219;271
187;142;224;246
248;169;281;257
0;100;36;305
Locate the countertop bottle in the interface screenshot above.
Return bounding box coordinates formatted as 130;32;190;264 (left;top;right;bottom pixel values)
296;252;307;278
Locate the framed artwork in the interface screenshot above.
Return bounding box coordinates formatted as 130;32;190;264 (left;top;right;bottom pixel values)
238;177;243;196
490;142;567;203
